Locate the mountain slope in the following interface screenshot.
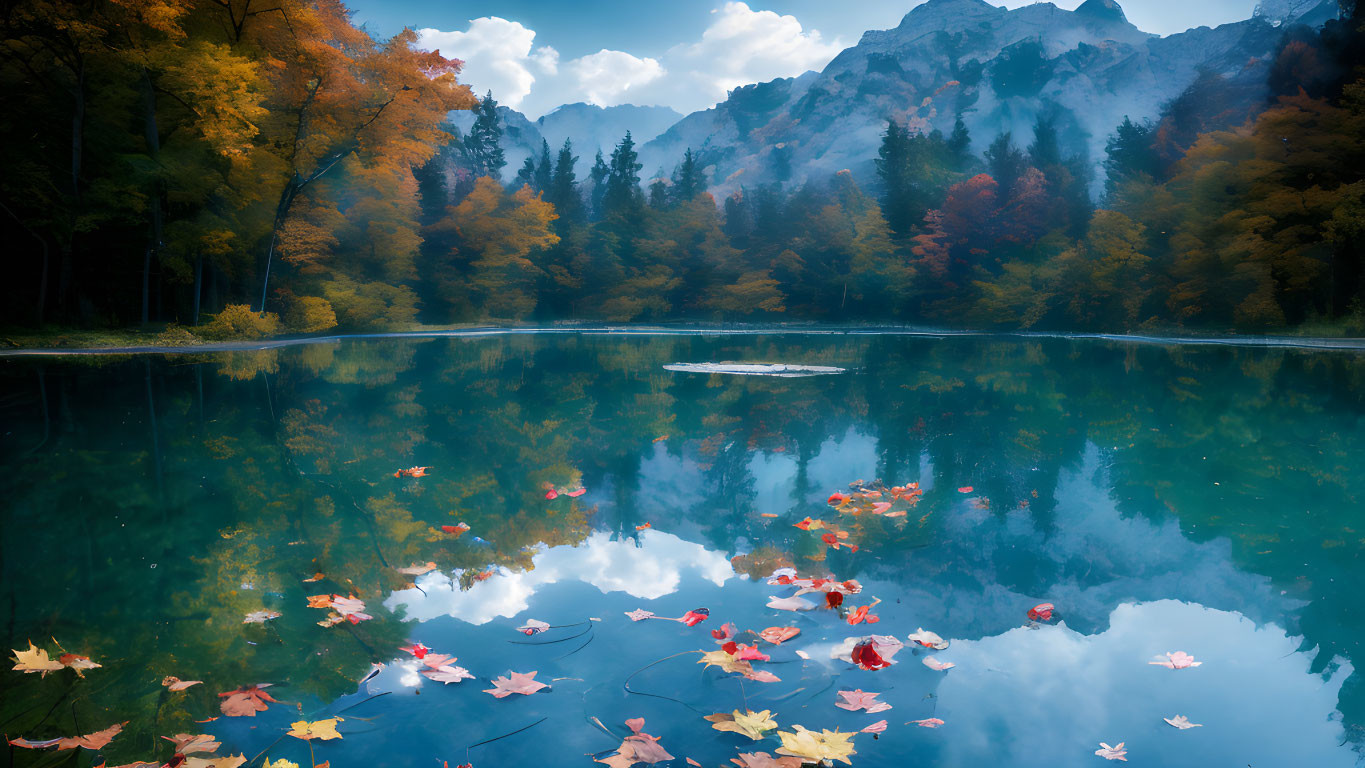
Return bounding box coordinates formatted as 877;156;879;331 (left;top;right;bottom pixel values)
536;103;683;168
639;0;1302;195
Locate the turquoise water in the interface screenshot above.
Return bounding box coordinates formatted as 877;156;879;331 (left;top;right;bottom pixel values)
2;334;1364;767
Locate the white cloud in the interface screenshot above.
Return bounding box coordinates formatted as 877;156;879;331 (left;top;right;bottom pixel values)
566;50;666;107
416;4;843;118
666;2;843;110
415;17;558;108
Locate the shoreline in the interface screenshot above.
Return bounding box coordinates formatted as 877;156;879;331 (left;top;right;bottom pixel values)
3;325;1365;357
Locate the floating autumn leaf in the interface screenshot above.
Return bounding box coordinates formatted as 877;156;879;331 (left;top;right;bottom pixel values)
835;690;891;713
1094;742;1128;761
911;718;944;728
731;753;803;768
922;656;955;671
162;734;220;755
595;717;674;768
699;649;751;675
399;642;430;659
440;522;471;536
311;594;372;626
705;710;779;740
328;596;372;622
484;670;548;698
833;635;903;670
184;755;246;768
162;676;203;691
394;466;430;478
303;572;326;582
218;684;278;717
287;718;343;741
775;725;857;766
908;628;949;651
518;619;551;635
759;627;799;645
11;641;75;677
625;609;656;621
422;662;474;684
861;720;888;734
396;562;438;576
243;610;281;624
957;486;974;493
1163;715;1202;729
794;517;824;531
712;622;738;642
846;598;881;625
8;723;125;751
264;760;300;768
678;608;710;626
767;595;816;612
1028;603;1055;622
1149;651;1202;669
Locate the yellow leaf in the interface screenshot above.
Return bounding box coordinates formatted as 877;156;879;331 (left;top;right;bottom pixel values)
776;725;857;766
287;718;343;741
704;709;778;740
11;641;64;676
698;649;751;675
263;760;299;768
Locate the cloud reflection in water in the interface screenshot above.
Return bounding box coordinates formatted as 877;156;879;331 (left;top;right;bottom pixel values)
385;530;735;624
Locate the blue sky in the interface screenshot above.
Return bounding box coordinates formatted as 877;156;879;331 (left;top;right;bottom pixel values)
346;0;1263;117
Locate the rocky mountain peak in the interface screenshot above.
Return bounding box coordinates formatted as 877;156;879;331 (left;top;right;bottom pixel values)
1075;0;1129;25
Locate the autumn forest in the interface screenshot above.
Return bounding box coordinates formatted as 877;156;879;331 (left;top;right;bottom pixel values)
1;0;1364;338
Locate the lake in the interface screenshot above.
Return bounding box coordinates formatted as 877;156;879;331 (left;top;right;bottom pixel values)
2;332;1364;767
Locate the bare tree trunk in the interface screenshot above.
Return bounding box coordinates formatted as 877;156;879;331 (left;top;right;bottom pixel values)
0;200;49;324
192;253;203;324
58;66;85;319
141;70;163;326
258;183;298;313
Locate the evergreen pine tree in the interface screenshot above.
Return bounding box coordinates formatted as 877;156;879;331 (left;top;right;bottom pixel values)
1027;117;1062;168
876;121;915;236
984;132;1025;196
589;150;610;220
534;140;553;193
466;91;506;180
549;139;580;221
515;155;537;190
648;179;669;209
1103;116;1159;197
603;131;643;218
947;117;972;171
671;148;704;204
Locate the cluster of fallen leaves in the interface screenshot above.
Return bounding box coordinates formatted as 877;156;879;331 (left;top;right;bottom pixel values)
11;640;101;677
400;643;474;684
307;593;373;627
7;470;1217;768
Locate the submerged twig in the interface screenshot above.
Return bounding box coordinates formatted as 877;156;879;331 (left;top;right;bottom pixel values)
509;626;591;645
551;629;595;661
622;650;706;714
465;716;548;764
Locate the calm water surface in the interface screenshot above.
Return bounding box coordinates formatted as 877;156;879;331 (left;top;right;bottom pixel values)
2;334;1364;767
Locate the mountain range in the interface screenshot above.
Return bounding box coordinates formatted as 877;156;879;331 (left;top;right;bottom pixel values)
458;0;1338;194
